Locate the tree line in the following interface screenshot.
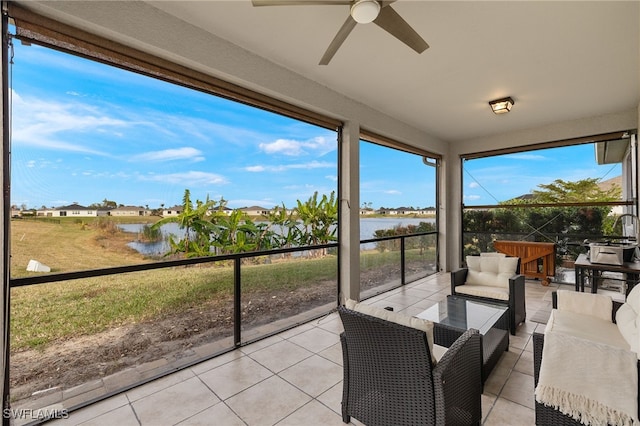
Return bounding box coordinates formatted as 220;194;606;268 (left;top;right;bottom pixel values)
463;178;624;262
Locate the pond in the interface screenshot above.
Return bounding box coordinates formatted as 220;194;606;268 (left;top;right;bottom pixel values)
120;217;436;256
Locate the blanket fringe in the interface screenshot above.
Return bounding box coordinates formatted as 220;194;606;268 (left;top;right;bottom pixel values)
536;385;635;426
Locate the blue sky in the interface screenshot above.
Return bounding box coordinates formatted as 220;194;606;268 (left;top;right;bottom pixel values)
9;41;619;211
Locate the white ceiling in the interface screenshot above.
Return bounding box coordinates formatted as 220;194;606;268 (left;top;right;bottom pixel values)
142;1;640;143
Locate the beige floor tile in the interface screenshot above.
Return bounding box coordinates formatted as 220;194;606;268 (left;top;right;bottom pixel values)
381;292;428;308
226;375;311;426
495;349;521;371
198;356;273;400
279;355;343;397
240;334;285;355
80;405;139;426
287;327;340;353
483;397;535;425
277;322;315;340
318;342;344;366
249;339;313;373
481;393;497;424
189;349;245;376
316;315;344;335
316;382;343;415
500;371;535;409
509;333;530;351
48;395;129;426
513;350;534;376
126;368;195;402
483;364;510;396
176;401;245;426
132;376;218;425
276;400;344;425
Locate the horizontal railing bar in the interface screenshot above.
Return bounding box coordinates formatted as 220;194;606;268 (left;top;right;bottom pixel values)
360;231;436;245
10;242;338;288
464;201;633;209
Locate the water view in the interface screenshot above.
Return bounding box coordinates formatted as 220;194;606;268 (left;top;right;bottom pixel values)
121;217;436;255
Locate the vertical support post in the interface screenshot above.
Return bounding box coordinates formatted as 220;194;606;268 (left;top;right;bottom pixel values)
233;258;241;347
400;237;406;285
1;5;10;424
339;121;360;303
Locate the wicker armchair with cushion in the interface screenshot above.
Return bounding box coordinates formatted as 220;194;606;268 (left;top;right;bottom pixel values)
339;301;482;426
533;289;640;425
451;253;525;335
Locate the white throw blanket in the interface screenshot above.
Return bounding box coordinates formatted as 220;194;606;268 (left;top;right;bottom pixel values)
535;330;639;426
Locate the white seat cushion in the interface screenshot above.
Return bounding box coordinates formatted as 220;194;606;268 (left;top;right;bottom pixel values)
432;344;448;362
345;299;436;362
454;283;510;301
546;309;630;352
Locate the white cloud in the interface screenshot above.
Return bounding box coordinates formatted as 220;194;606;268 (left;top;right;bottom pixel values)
244;160;334;172
131;147;205;162
325;175;337;182
384;190;401;195
259;136;335;156
507;153;547;161
464;195;482;200
11;89;125;156
469;182;479;188
138;171;228;186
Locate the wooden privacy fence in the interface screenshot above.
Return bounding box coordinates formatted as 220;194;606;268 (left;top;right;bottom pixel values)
493;240;556;285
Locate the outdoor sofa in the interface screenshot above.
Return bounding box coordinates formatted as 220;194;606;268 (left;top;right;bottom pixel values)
451;253;526;335
533;289;640;425
338;300;482;426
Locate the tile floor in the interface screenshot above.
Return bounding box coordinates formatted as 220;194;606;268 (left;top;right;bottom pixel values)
47;273;562;426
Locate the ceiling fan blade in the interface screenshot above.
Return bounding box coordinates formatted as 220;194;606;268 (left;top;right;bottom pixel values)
319;16;357;65
374;5;429;54
252;0;351;6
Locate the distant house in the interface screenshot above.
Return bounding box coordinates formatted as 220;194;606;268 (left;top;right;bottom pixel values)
111;206;151;217
395;207;415;215
377;208;399;215
239;206;270;216
162;206;183;217
38;203;109;218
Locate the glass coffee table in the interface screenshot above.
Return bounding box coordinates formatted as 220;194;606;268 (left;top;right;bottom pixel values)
416;295;509;382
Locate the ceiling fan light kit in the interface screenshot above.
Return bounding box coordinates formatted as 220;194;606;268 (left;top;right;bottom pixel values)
489;97;515;114
351;0;380;24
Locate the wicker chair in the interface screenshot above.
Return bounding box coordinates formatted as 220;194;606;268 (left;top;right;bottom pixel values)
451;254;525;335
338;306;482;426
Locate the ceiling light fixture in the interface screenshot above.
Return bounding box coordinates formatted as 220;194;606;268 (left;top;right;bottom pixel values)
489;97;515;114
351;0;380;24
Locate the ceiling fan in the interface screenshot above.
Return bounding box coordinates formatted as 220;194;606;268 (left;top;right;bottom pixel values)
251;0;429;65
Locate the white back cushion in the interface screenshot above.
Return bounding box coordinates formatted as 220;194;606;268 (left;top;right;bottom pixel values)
466;255;518;288
556;289;612;322
480;252;506;257
617;284;640;357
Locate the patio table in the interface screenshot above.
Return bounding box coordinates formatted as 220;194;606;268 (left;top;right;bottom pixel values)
416;295;509;382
